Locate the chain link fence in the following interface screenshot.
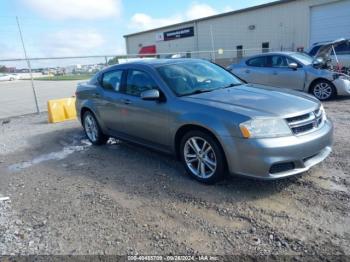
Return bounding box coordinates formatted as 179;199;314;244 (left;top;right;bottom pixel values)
0;47;293;119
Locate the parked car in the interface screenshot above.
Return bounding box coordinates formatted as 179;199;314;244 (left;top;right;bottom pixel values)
308;38;350;72
228;51;350;101
0;73;18;81
76;59;333;184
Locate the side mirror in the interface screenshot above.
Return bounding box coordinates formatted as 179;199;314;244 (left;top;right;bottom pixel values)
141;89;160;101
288;63;298;70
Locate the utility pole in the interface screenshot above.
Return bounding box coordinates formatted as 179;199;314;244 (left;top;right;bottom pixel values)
16;16;40;114
210;25;216;62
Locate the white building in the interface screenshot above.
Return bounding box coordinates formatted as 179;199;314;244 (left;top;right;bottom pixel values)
124;0;350;65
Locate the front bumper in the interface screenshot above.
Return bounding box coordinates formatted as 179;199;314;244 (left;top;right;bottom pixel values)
221;120;333;180
333;78;350;96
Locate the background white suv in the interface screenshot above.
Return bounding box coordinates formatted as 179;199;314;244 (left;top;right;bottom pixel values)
0;73;18;81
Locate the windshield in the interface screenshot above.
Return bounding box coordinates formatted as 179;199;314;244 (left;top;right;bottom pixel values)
289;52;314;65
157;61;242;96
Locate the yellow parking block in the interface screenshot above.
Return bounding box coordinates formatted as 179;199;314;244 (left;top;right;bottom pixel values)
47;97;77;123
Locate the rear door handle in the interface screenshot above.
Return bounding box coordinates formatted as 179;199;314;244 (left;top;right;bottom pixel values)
245;69;250;73
273;71;278;75
92;93;101;98
121;99;132;105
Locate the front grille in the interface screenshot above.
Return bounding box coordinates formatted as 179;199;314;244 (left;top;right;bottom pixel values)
291;123;314;134
270;162;295;174
286;113;310;123
286;108;324;135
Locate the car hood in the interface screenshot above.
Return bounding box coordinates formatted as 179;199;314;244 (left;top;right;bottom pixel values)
183;84;320;118
314;38;349;61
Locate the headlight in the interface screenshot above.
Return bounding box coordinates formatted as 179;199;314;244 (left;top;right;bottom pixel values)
340;75;350;81
239;118;292;139
319;104;327;121
333;73;350;81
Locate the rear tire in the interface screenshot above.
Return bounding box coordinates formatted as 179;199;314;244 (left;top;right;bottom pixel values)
310;79;336;101
180;130;226;184
83;111;108;145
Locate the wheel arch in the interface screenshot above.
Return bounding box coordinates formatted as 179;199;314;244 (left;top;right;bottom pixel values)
308;78;337;95
174;124;227;166
80;106;94;123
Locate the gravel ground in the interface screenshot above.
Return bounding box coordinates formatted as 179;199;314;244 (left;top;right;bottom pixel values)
0;98;349;259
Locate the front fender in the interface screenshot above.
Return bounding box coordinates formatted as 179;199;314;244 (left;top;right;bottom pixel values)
172;112;243;172
175;112;235;138
170;111;244;150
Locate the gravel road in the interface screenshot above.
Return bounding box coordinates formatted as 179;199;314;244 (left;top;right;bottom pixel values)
0;98;349;259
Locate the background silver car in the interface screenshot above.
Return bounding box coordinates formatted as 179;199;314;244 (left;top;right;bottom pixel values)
76;59;333;184
228;51;350;101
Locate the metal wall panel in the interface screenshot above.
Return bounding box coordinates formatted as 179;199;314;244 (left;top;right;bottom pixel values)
310;0;350;45
124;0;340;59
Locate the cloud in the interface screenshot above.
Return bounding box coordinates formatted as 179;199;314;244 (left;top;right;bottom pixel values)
223;5;234;13
0;43;22;60
185;3;217;20
24;0;121;20
41;30;105;56
130;13;183;31
129;2;231;31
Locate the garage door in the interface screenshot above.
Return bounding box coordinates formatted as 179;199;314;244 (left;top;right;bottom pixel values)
310;0;350;45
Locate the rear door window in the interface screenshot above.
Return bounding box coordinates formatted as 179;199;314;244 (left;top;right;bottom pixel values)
102;70;123;91
89;73;99;85
269;55;289;68
246;56;266;67
125;70;158;97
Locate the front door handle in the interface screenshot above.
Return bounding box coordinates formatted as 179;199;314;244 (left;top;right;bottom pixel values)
245;69;250;73
121;99;132;105
273;71;278;75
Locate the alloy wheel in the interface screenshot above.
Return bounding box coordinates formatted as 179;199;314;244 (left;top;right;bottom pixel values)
313;82;333;100
84;114;98;142
184;137;217;179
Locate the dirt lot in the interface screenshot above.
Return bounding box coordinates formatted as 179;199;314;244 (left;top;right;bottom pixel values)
0;98;349;259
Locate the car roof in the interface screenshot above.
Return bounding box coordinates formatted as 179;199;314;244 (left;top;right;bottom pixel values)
106;58;207;70
242;51;298;61
256;51;296;56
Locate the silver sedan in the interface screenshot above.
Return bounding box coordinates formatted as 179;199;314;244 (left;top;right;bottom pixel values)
228;52;350;101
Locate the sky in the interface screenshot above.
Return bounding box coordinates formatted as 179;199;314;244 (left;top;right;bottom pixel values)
0;0;275;64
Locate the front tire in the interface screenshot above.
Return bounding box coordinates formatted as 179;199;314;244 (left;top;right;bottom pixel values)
180;131;226;184
83;111;108;145
310;80;336;101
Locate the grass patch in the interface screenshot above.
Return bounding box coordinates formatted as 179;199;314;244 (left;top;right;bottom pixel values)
34;74;93;81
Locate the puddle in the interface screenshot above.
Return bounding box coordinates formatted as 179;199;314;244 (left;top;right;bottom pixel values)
8;139;92;172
